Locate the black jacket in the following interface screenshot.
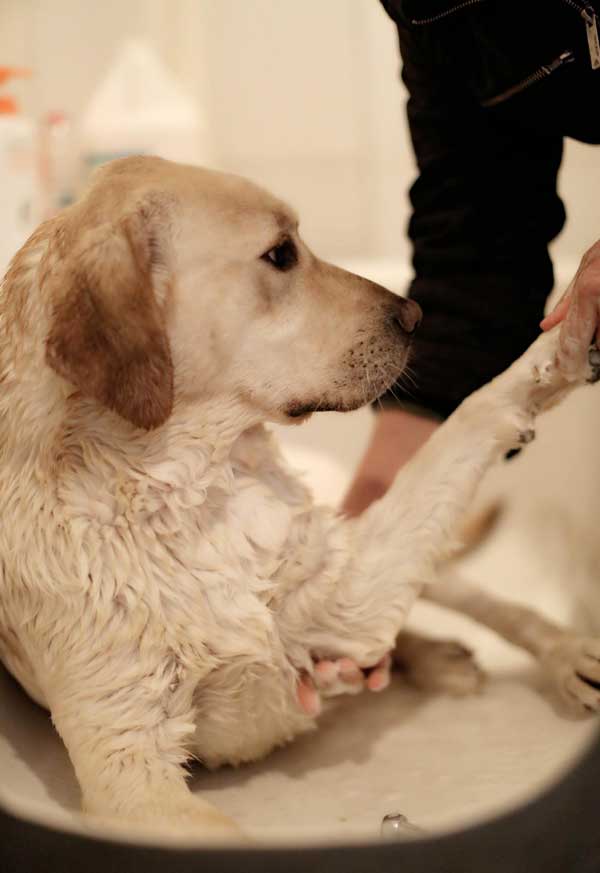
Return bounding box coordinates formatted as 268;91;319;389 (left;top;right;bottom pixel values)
377;0;600;418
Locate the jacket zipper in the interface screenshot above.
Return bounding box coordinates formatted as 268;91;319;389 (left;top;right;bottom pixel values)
481;49;575;106
412;0;600;69
562;0;600;67
411;0;483;26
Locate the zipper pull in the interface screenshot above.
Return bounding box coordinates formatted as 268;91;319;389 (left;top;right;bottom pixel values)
582;6;600;70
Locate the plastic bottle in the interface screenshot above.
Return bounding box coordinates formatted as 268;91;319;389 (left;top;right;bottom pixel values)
0;67;37;278
39;110;77;219
80;39;209;184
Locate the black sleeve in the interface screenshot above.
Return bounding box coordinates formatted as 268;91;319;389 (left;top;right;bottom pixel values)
375;12;566;419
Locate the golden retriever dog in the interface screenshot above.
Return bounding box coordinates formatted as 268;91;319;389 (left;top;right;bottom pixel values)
0;156;598;842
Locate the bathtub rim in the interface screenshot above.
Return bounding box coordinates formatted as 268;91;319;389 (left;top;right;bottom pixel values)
0;722;598;873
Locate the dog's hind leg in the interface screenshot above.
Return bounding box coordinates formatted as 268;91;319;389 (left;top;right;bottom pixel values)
424;573;600;716
46;652;242;841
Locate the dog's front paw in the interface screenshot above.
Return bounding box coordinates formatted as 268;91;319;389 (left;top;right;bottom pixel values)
493;329;575;432
540;635;600;717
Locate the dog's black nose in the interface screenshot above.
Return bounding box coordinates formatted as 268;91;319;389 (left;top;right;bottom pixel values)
390;298;422;335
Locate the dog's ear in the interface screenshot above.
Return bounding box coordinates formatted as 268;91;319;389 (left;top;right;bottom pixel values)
46;197;174;430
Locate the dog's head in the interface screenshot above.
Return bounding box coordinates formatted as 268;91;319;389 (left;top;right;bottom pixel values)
44;156;420;429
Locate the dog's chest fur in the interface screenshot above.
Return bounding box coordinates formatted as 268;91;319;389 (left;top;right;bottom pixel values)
0;421;315;747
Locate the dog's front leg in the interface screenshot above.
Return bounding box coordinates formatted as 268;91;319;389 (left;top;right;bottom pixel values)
278;327;594;670
47;658;242;841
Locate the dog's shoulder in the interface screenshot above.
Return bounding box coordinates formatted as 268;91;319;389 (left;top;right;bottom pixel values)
231;425;312;508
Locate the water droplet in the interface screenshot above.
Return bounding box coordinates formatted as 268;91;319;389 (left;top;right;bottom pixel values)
380;812;425;841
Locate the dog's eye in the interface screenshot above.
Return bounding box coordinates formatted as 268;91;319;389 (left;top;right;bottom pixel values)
261;238;298;272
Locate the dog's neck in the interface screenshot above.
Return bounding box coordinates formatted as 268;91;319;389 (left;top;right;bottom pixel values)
53;396;263;504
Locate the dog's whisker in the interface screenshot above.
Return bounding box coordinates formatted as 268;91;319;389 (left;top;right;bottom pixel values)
395;374;420;404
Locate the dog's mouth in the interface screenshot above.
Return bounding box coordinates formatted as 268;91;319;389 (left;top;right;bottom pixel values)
285;399;358;419
285;342;411;420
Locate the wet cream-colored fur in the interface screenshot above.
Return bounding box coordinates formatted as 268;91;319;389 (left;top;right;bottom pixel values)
0;157;595;841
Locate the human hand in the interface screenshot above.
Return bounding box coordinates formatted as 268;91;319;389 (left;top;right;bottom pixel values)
296;654;392;717
540;240;600;380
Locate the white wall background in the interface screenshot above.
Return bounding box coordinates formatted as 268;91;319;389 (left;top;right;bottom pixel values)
2;0;598;277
